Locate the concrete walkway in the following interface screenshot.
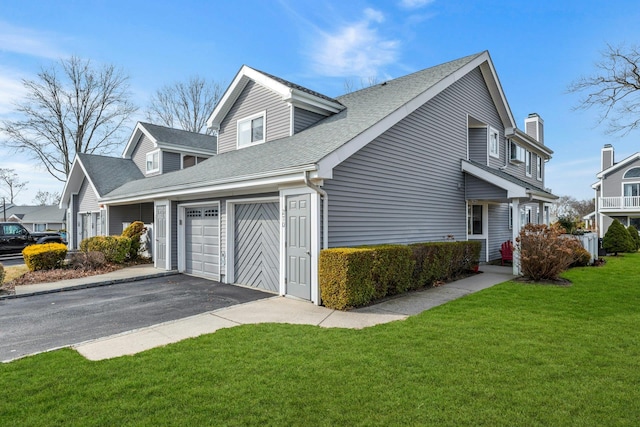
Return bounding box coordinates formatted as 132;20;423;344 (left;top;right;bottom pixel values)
71;265;514;361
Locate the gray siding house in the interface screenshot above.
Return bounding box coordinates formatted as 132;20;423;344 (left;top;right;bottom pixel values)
60;51;556;305
592;144;640;236
3;205;66;232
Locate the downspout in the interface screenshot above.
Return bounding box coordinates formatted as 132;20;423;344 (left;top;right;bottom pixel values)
304;171;328;249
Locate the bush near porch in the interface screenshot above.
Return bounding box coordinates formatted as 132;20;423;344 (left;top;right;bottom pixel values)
320;241;480;310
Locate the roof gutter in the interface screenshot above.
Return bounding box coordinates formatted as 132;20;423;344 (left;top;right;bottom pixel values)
304;171;328;250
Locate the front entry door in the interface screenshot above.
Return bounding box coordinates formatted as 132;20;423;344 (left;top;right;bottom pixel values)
286;194;311;300
155;204;167;269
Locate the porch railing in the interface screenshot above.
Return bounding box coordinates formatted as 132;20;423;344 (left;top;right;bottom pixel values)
599;196;640;209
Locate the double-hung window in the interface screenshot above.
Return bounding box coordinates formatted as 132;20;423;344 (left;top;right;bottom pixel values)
237;112;265;148
488;127;499;158
146;150;160;173
525;151;532;176
536;156;543;180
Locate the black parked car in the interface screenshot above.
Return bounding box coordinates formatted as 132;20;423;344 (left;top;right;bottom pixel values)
0;223;66;254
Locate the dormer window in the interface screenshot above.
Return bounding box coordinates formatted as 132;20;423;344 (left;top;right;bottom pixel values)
146;150;160;173
238;111;265;148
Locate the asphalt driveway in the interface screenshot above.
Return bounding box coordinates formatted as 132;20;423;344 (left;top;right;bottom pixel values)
0;275;271;362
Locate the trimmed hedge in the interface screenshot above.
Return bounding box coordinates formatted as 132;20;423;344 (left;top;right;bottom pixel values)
319;248;376;310
80;235;132;264
22;243;68;271
410;241;481;288
320;241;481;310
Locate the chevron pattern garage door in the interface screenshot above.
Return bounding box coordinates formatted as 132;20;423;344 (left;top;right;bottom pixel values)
234;202;279;292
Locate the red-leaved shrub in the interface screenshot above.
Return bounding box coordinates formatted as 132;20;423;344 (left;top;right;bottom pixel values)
516;223;577;281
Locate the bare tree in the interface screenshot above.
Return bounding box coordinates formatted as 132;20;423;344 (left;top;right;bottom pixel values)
146;76;223;134
33;190;61;206
551;195;595;220
0;56;137;182
343;76;381;94
569;44;640;135
0;168;28;204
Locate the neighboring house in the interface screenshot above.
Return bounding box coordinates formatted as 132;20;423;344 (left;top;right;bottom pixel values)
592;144;640;237
60;51;556;305
2;204;66;232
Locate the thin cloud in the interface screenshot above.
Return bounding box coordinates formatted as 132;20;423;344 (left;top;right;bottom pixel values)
0;69;27;116
399;0;435;9
312;9;399;78
0;21;66;59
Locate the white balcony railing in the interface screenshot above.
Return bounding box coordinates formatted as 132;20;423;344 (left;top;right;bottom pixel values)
600;196;640;209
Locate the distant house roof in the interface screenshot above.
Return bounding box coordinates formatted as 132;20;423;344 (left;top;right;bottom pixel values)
4;205;66;223
105;52;495;201
122;122;218;159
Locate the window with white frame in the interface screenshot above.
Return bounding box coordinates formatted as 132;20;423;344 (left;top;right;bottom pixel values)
536;156;543;180
468;204;484;235
34;223;46;232
146;151;160;173
488;128;499;158
237;112;265;148
510;140;525;163
525;150;532;176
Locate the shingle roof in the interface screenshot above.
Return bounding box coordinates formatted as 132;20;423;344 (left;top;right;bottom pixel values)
251;68;342;104
77;153;144;196
5;205;66;222
104;52;485;200
466;159;556;197
140;122;217;152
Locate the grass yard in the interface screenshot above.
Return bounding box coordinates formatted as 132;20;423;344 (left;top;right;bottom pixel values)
2;255;640;426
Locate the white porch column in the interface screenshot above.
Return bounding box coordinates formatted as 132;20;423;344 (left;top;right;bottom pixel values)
512;198;520;275
538;201;545;225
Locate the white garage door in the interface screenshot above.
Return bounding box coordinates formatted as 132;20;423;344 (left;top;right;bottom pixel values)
185;206;220;279
234;202;279;292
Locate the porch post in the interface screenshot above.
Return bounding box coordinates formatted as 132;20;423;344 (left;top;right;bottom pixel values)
538;201;545;225
512;198;520;276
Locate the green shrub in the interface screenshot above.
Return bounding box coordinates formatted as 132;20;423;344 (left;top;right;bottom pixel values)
556;215;577;234
365;244;414;298
603;220;635;255
22;243;68;271
0;263;5;285
409;241;481;287
122;221;146;259
80;235;132;264
319;248;376;310
627;225;640;251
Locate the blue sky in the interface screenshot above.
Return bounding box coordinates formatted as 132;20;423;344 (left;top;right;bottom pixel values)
1;0;639;203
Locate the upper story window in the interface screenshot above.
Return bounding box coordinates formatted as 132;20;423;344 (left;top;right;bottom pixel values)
525;151;532;176
536;156;543;181
509;139;525;163
182;155;209;169
237;111;265;148
624;167;640;178
146;150;160;173
488;127;499;158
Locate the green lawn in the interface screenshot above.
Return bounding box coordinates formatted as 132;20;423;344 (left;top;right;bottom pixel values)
2;255;640;426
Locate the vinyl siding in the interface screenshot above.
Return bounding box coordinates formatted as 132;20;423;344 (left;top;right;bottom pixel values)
131;134;156;174
294;107;325;133
601;157;640;197
108;203;153;236
488;203;511;261
503;149;547;188
217;81;291;154
468;128;487;164
465;175;508;200
78;179;99;212
163;151;181;173
324;68;498;247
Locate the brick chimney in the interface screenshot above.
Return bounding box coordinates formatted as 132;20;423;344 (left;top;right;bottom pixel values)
601;144;614;171
524;113;544;144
